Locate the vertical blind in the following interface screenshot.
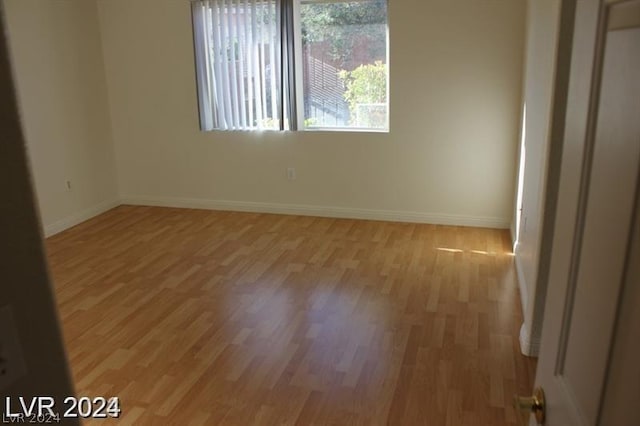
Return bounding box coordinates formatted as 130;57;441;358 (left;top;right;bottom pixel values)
192;0;296;131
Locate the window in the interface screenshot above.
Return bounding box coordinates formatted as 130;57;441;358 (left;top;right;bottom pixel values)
191;0;388;132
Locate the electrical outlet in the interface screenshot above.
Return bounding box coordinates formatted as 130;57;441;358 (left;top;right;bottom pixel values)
287;167;296;180
0;305;28;391
65;180;72;192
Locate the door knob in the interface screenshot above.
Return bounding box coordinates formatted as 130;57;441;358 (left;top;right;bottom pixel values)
514;387;545;425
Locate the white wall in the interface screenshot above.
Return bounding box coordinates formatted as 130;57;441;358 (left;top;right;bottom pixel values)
97;0;526;228
3;0;118;236
513;0;561;355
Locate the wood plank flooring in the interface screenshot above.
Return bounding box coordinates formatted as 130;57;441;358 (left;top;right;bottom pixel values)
45;206;536;425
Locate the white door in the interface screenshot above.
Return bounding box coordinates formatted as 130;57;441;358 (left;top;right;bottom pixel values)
518;0;640;425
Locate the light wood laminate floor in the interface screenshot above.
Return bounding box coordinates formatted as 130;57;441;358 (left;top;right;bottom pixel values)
46;206;536;425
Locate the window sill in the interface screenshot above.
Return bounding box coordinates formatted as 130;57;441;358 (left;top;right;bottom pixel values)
303;126;389;134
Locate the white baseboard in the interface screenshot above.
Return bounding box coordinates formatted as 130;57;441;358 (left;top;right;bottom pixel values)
43;199;120;237
119;195;510;229
519;323;541;357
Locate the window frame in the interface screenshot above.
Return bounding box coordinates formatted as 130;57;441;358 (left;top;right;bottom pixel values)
191;0;389;133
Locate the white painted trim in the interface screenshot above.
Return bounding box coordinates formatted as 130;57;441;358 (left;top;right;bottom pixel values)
43;199;120;237
519;322;541;357
514;246;539;356
119;195;511;229
514;243;529;317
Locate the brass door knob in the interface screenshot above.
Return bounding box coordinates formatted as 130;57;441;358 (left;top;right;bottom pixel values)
514;387;545;425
